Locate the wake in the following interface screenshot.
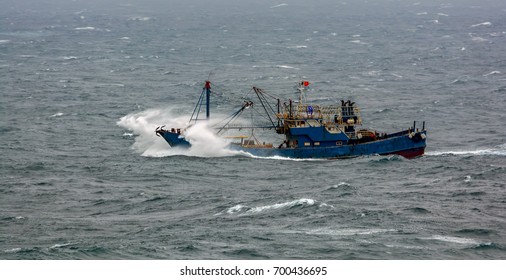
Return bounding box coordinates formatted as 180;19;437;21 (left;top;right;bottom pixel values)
427;144;506;156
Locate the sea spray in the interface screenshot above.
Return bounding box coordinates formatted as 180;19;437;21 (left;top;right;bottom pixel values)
117;108;240;157
184;122;239;157
117;108;182;157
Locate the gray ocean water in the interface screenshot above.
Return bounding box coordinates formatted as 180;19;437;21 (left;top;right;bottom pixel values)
1;0;506;259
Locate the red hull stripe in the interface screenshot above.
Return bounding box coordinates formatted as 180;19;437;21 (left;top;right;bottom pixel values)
386;147;425;159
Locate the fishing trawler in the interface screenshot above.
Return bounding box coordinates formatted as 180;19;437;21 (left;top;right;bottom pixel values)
155;80;426;159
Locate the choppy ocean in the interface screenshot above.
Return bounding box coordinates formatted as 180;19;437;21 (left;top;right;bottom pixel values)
1;0;506;259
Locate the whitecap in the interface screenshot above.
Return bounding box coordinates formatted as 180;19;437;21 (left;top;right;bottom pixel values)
319;203;334;208
246;198;315;214
49;243;75;249
471;36;488;42
464;175;471;182
423;235;480;245
74;26;95;30
417;12;428;16
276;65;299;70
286;45;307;49
329;182;351;189
4;248;22;253
350;40;368;45
226;204;246;214
308;228;396;236
437;13;449;17
0;39;11;44
483;70;501;76
62;56;78;60
471;22;492;28
120;37;130;40
130;17;151;21
51;112;64;117
271;3;288;8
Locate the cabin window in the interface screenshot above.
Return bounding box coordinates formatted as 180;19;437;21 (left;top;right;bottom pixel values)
304;142;311;147
314;142;320;146
336;141;342;146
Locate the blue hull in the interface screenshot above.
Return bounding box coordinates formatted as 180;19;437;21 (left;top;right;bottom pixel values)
157;130;426;159
157;131;191;148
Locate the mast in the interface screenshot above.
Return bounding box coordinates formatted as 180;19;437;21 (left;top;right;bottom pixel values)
298;80;310;105
205;80;211;119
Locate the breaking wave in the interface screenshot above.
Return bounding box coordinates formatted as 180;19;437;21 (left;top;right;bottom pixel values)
421;235;485;246
307;228;396;236
217;198;330;216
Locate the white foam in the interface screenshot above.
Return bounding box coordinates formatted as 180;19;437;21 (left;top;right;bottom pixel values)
483;70;501;76
49;243;74;249
51;112;64;117
271;3;288;8
308;228;395;236
471;22;492;28
385;244;426;250
241;153;325;162
129;17;151;21
0;39;11;44
423;235;480;245
329;182;351;189
471;36;488;42
4;248;22;253
117;108;240;158
62;56;78;60
117;108;185;157
74;26;95;30
247;198;315;214
184;122;239;157
226;204;246;214
286;45;307;49
427;144;506;157
276;65;299;70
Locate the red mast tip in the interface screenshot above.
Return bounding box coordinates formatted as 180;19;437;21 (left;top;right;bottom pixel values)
204;81;211;89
